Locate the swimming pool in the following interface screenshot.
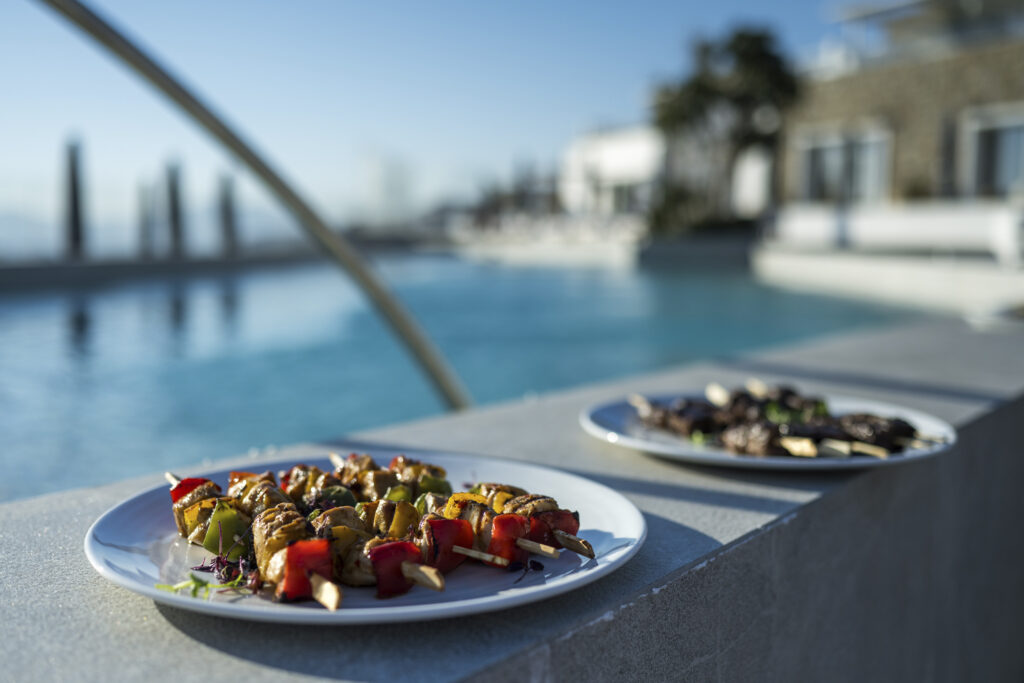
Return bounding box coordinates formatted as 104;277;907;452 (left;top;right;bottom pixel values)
0;252;932;501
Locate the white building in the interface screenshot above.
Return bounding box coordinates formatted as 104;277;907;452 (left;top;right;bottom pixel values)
558;124;772;220
559;125;664;216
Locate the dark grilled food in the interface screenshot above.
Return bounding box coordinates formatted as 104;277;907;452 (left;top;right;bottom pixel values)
634;382;927;458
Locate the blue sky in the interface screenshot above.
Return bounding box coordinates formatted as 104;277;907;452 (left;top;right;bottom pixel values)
0;1;843;257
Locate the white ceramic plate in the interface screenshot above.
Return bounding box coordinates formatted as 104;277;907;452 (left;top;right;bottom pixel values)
84;450;645;624
580;393;957;470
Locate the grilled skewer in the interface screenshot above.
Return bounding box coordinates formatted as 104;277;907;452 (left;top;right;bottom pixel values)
631;382;946;459
328;453;566;562
471;484;595;559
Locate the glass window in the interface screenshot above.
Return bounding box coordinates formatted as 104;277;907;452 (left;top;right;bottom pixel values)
801;132;889;203
804;143;845;201
850;138;887;201
976;124;1024;197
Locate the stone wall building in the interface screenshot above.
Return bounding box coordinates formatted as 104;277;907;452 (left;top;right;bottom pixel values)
781;2;1024;205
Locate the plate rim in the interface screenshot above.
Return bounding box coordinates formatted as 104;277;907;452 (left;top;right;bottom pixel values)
84;449;647;624
579;392;957;471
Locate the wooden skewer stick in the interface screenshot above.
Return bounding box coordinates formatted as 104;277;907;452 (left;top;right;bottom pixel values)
401;562;445;592
745;377;769;399
309;573;343;611
452;545;510;566
165;472;181;486
553;530;595;559
327;452;345;469
894;437;931;450
516;538;560;559
850;441;890;459
778;436;818;458
705;382;730;407
627;393;654;419
913;432;948;444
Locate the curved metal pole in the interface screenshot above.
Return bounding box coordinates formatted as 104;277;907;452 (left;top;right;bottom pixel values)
37;0;471;410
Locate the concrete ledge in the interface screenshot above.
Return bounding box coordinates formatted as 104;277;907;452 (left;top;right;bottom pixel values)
1;318;1022;681
486;395;1024;682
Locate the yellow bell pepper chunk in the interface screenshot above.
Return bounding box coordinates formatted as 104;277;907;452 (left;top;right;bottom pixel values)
491;491;515;514
387;501;419;538
182;497;220;536
442;492;488;520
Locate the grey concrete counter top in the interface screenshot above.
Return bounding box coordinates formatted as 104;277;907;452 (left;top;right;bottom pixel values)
2;318;1022;682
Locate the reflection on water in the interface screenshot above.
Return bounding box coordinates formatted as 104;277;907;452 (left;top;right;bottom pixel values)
169;286;187;336
220;279;238;337
0;254;934;502
68;298;91;358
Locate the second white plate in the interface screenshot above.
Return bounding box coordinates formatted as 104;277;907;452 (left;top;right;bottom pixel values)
580;393;956;470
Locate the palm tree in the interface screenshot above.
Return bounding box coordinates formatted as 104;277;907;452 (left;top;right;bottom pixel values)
652;28;800;231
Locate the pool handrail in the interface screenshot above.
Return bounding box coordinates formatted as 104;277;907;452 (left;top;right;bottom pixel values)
36;0;472;411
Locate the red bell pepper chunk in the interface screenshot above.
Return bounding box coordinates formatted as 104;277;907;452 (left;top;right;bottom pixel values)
487;514;530;567
367;541;422;598
169;477;216;503
423;518;474;574
527;510;580;547
275;539;333;602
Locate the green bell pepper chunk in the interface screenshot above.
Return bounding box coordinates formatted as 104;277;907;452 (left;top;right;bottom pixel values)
319;485;357;508
413;492;429;516
383;484;413;502
202;500;247;560
418;475;452;496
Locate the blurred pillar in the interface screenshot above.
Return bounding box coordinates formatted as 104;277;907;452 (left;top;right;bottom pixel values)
166;162;185;260
138;183;154;260
65;140;85;261
218;175;238;259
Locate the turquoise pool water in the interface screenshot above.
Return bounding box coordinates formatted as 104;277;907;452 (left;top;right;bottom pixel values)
0;252;931;501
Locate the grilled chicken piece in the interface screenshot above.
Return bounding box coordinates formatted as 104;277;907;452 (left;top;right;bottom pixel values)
309;470;343;496
504;494;559;518
358;470;399;501
340;537;393;587
252;503;308;578
335;454;378;488
839;414;916;451
171;481;222;536
475;483;527;499
226;470;275;500
311;506;368;537
282;465;340;502
720;421;787;456
779;416;848;442
458;502;495;552
390;455;447;485
637;398;720;437
418;493;448;516
235;480;291;518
